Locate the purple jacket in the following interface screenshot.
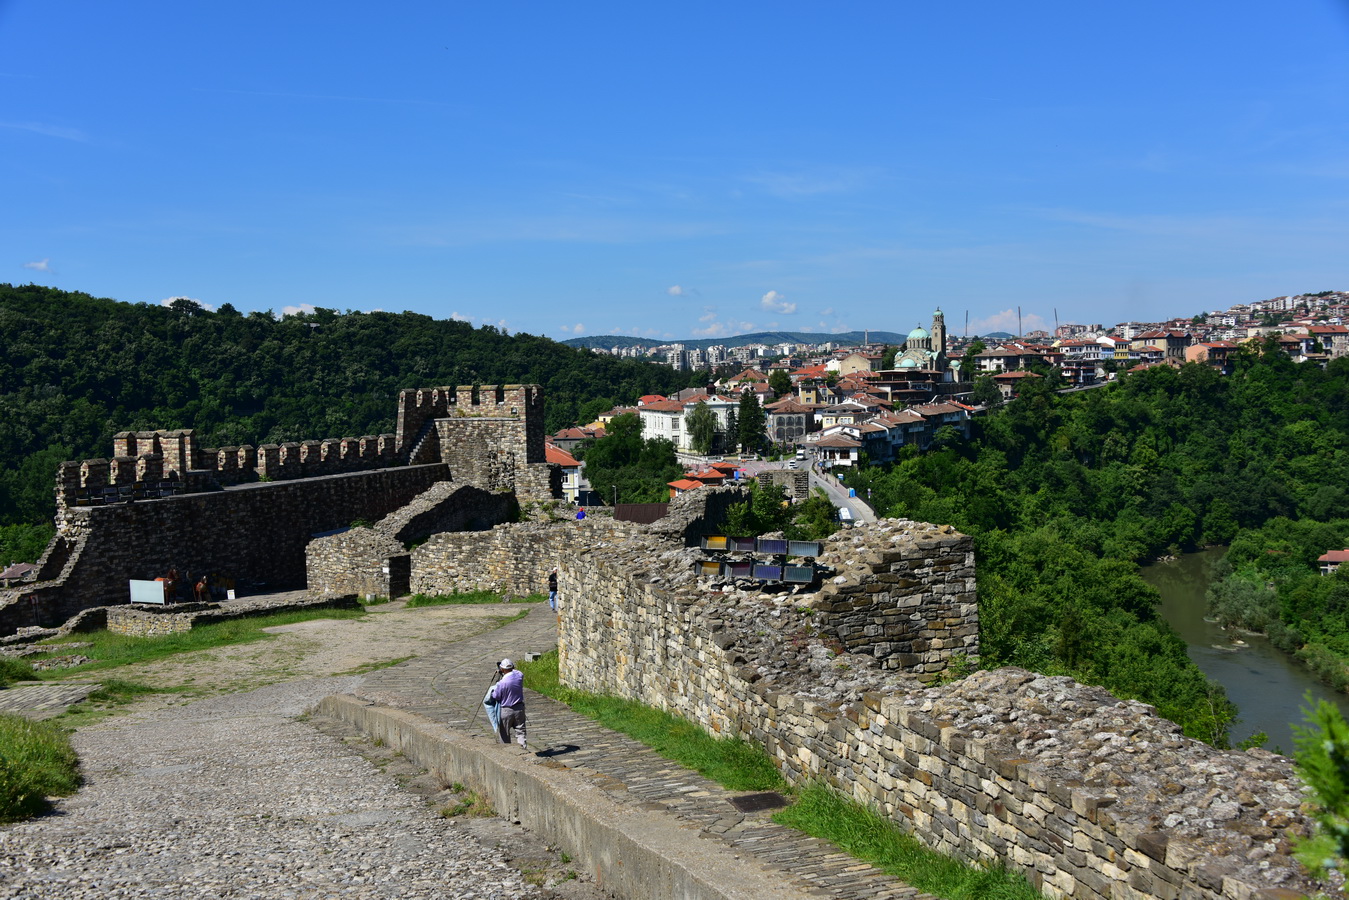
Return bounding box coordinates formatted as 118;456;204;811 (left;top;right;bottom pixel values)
491;670;524;707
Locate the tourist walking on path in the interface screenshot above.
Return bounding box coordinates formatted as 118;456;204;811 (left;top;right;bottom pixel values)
547;568;558;611
489;658;527;746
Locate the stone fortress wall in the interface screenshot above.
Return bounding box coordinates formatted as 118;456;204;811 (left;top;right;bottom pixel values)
0;385;555;637
406;486;1319;900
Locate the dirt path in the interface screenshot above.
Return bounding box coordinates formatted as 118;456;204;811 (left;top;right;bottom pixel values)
74;599;531;719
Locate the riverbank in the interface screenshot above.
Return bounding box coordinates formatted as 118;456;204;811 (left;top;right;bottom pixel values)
1143;547;1349;753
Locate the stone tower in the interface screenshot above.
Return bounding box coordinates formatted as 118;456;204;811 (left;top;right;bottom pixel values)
932;308;947;356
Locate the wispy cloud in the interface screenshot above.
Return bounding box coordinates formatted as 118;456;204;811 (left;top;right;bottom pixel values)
280;303;316;317
743;167;877;198
667;285;685;296
23;258;52;273
0;121;87;142
559;323;585;334
759;290;796;315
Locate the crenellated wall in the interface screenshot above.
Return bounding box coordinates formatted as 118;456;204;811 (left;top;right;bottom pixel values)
0;464;448;635
56;429;399;514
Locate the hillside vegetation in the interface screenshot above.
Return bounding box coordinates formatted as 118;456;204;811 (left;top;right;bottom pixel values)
0;283;700;555
846;349;1349;743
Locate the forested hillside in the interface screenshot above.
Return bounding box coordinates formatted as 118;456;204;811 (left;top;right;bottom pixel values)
0;283;699;538
846;348;1349;744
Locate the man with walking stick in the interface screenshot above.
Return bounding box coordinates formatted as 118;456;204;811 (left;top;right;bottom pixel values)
487;658;527;747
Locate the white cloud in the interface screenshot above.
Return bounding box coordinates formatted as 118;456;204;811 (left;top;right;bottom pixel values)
160;296;218;312
759;290;796;315
450;311;471;322
969;309;1048;335
22;258;51;273
667;285;685;296
280;303;316;317
692;321;729;338
819;306;834;317
561;323;585;334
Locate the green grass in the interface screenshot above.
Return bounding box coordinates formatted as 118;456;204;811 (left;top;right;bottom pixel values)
32;607;368;676
57;678;180;728
518;651;784;791
0;712;81;822
0;656;35;688
773;783;1044;900
407;590;544;607
337;656;415;675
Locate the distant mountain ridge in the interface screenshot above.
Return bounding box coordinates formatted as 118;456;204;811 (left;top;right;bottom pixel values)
565;330;911;352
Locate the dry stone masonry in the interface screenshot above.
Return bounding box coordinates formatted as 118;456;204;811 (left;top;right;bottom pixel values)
1;385;557;637
409;487;1323;899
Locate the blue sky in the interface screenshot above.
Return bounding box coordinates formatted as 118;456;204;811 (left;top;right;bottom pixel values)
4;2;1348;341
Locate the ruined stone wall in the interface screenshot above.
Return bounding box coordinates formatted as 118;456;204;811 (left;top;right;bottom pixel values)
306;529;410;600
555;521;1317;899
106;595;360;637
410;515;634;600
0;464;447;636
755;469;809;500
306;482;519;599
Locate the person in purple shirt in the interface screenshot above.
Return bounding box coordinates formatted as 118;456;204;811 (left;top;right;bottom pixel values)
489;658;527;747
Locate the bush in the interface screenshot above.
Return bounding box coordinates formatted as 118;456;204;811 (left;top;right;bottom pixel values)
0;713;81;821
0;656;34;689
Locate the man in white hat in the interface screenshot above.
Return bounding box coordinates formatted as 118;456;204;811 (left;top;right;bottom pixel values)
488;658;527;747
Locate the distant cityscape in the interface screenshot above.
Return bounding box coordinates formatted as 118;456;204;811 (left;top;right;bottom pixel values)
573;290;1349;378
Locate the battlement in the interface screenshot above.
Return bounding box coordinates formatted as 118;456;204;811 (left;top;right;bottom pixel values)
395;384;544;456
56;429;399;512
54;385;552;513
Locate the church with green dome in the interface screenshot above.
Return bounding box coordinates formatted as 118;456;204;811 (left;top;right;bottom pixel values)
892;308;949;374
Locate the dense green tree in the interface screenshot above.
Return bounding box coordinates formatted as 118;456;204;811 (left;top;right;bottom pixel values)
959;340;987;382
572;413;681;505
0;283;705;537
969;375;1001;407
843;352;1349;743
768;368;792;398
736;392;767;453
686;401;717;455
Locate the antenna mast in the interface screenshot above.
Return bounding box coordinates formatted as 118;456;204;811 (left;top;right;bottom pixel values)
1017;307;1023;340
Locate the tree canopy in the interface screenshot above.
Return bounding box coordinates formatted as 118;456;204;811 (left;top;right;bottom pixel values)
0;283;704;539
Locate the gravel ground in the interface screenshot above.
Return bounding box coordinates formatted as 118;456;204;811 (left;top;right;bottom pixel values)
0;605;594;899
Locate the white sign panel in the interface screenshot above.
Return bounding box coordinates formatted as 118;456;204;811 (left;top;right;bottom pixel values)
129;579;166;605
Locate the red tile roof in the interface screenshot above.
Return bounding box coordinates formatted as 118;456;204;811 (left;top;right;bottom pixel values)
1320;550;1349;563
545;444;581;467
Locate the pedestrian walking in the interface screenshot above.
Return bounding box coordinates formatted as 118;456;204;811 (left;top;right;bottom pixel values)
547;568;558;611
488;658;527;747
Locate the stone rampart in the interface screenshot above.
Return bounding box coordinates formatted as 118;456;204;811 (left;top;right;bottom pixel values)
0;464;448;636
106;595;360;637
56;429;400;512
306;481;519;599
552;519;1318;899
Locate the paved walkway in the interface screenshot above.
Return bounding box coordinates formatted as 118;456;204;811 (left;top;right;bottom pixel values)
0;682;99;719
354;605;934;900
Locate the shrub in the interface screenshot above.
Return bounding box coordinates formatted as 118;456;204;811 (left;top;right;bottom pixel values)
0;656;34;688
0;713;81;821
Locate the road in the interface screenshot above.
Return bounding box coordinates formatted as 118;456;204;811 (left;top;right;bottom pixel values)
725;455;877;526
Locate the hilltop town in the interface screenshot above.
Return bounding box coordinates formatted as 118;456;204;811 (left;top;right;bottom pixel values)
542;291;1349;486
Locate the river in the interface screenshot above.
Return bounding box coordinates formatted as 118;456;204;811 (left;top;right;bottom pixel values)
1141;547;1349;754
